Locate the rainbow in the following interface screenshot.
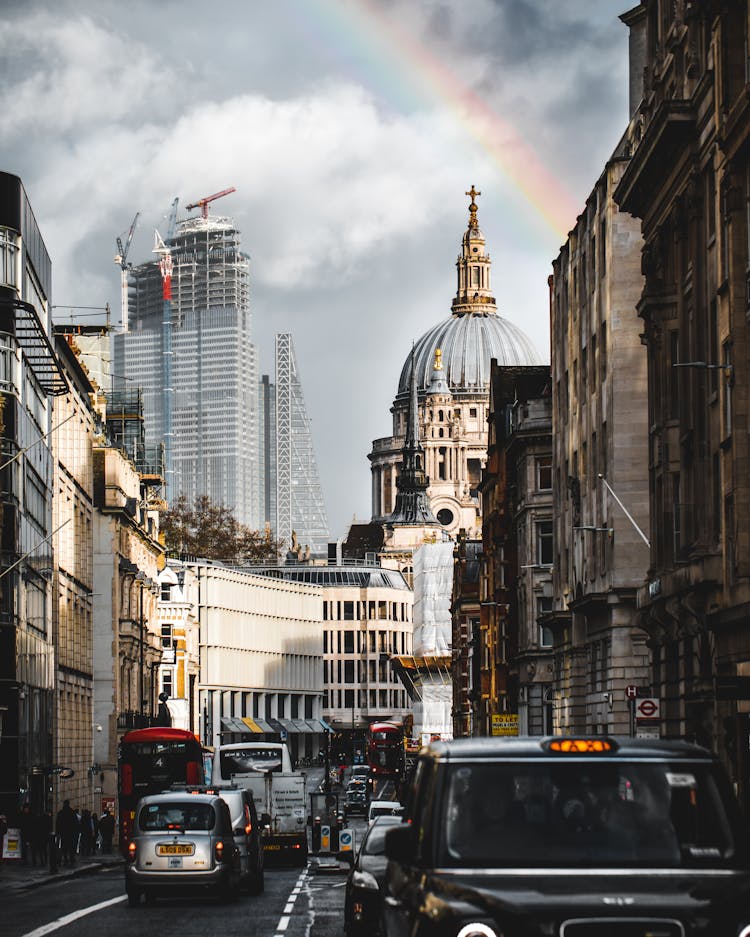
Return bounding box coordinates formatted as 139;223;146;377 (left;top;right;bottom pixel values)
296;0;581;239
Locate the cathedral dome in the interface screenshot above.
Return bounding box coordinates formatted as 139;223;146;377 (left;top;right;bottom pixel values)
397;311;543;396
396;187;543;397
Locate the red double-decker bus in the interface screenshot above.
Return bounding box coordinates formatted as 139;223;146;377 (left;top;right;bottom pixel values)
117;727;205;854
366;722;405;782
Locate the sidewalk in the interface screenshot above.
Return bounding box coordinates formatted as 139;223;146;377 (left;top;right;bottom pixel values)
0;851;123;895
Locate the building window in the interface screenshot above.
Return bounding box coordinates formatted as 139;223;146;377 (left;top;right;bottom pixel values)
161;583;172;601
537;597;553;647
344;630;354;654
161;624;172;648
0;227;20;290
343;601;354;620
162;669;172;697
344;661;354;683
536;521;553;567
536;456;552;491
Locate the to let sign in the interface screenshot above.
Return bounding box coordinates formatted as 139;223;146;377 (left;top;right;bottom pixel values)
635;697;660;721
491;714;519;737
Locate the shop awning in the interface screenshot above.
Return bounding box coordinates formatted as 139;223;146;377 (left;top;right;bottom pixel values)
277;717;298;735
252;717;274;733
220;717;252;735
319;717;333;733
241;717;265;734
292;719;312;734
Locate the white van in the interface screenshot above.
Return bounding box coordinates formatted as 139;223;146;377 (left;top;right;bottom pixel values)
367;799;404;826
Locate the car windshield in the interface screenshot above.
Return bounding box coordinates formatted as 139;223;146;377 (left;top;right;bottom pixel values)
363;822;399;855
440;760;740;868
139;802;215;832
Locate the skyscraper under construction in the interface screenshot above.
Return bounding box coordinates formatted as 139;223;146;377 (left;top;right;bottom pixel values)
113;205;258;528
259;333;329;556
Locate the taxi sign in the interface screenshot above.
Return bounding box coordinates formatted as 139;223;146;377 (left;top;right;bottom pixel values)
491;714;519;737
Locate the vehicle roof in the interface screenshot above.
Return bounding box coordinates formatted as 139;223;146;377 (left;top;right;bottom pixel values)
367;815;404;829
138;791;223;806
423;736;718;761
369;800;402;809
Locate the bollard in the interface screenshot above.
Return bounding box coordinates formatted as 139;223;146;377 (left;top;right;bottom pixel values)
311;816;321;853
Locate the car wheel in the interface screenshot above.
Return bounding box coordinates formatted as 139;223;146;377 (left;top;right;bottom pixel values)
126;888;141;908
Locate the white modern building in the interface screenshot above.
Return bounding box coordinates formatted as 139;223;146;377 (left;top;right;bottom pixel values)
184;562;326;765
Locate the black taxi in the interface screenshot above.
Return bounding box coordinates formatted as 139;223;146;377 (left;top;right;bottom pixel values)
382;736;750;937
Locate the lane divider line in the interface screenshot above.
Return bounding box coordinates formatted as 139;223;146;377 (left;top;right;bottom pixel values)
19;894;127;937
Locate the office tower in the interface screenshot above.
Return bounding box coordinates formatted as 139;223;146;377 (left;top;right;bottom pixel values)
113;210;258;528
274;333;329;555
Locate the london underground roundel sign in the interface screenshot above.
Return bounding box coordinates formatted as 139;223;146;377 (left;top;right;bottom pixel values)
635;697;660;720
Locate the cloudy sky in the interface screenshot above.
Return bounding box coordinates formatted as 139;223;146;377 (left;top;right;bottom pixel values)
0;0;632;540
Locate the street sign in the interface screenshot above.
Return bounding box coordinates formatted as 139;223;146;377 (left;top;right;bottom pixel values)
321;825;330;851
339;828;354;854
491;714;519;737
635;697;660;720
625;685;637;700
636;728;660;740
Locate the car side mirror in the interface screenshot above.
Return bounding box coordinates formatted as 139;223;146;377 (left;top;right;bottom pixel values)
384;824;414;862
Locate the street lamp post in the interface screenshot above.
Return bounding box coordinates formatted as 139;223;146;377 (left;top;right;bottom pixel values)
136;572;146;720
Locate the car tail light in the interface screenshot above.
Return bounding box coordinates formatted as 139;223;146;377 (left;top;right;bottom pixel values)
127;841;137;862
214;840;225;862
245;823;252;834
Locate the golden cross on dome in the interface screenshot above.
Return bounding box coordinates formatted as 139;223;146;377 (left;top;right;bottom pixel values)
466;186;481;228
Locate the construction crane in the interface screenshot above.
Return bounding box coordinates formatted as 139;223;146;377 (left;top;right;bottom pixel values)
185;187;236;219
153;230;175;503
166;196;179;241
114;212;140;331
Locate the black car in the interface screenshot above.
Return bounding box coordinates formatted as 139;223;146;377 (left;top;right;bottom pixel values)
345;816;404;936
383;736;750;937
344;789;369;819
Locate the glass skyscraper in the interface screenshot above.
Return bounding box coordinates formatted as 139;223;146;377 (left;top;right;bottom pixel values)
113;212;258;528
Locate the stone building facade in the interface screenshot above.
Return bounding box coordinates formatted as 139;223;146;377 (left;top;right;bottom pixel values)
51;334;96;814
614;1;750;807
550;142;650;736
479;366;553;738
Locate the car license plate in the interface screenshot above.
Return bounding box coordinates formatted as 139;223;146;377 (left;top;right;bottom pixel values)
264;844;281;850
168;856;183;868
158;844;193;855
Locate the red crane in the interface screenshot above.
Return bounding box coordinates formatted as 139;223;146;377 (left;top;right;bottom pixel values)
185;187;236;218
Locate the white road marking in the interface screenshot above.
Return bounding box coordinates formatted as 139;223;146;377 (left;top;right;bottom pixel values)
275;872;308;935
19;894;127;937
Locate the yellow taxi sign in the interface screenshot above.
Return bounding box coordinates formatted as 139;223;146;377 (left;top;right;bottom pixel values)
546;738;616;753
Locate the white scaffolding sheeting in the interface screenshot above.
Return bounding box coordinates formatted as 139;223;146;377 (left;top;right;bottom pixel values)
412;680;453;741
412;541;453;656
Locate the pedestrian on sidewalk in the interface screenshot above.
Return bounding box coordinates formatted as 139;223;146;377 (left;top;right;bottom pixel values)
56;800;77;866
99;808;115;854
19;803;33;865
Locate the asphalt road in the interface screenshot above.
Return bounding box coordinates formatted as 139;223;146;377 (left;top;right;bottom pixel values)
5;854;355;937
5;770;379;937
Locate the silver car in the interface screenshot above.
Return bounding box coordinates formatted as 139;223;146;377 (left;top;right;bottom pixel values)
125;791;241;906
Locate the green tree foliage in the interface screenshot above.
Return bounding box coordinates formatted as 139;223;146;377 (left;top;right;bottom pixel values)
162;494;282;564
